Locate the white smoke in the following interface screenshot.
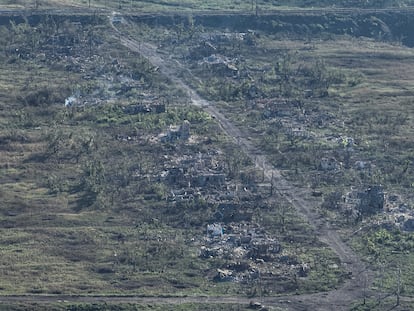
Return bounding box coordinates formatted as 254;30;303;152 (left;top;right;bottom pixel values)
65;95;77;107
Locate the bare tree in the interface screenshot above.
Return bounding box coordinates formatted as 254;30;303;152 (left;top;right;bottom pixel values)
396;266;401;306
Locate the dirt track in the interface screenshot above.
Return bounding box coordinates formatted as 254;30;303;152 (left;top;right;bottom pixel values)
114;22;375;310
0;14;378;311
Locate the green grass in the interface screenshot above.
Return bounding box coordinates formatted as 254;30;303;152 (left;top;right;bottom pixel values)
123;9;414;302
350;299;414;311
352;227;414;297
2;4;414;310
0;14;349;302
2;0;414;12
149;17;414;195
0;302;271;311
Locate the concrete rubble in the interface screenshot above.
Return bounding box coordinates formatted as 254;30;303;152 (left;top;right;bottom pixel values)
200;222;284;282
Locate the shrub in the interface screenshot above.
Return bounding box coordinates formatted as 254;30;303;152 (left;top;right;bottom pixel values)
21;86;69;106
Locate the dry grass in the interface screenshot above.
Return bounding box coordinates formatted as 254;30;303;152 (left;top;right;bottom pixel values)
3;7;414;308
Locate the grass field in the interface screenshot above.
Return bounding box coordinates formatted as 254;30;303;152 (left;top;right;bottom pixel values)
2;0;414;12
0;11;350;303
127;10;414;302
1;2;414;310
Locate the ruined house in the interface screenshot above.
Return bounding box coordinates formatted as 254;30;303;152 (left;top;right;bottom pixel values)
345;185;385;215
286;127;312;139
358;185;384;215
199;32;247;44
111;13;123;24
303;89;313;98
214;269;235;282
161;120;191;143
246;237;282;261
199;54;238;77
344;185;385;218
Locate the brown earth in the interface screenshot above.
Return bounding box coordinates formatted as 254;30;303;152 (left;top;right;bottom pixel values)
113;20;374;311
3;8;414;310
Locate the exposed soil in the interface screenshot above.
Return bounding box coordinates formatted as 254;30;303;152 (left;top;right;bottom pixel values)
127;10;414;47
2;7;414;310
2;7;414;46
113;19;374;310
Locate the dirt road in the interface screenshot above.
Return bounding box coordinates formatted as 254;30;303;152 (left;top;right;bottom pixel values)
0;17;376;311
113;23;376;310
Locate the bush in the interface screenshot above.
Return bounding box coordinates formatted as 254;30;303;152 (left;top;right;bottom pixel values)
21;86;69;106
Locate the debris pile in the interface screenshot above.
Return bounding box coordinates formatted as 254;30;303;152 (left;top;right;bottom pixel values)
200;222;283;282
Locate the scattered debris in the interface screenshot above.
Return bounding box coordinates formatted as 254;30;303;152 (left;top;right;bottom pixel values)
358;185;385;215
160;120;191;143
344;185;385;215
214;268;235;282
199;54;238;76
199;222;285;282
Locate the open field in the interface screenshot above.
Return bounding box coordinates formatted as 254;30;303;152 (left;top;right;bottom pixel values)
0;9;346;307
3;0;414;13
0;2;414;310
117;11;414;307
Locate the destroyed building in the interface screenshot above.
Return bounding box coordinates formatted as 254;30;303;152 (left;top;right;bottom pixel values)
201;223;282;261
161;120;191;143
199;54;238;77
200;222;283;283
163;167;188;188
199;32;247;45
344;185;385;215
358;185;385;215
286;127;312;139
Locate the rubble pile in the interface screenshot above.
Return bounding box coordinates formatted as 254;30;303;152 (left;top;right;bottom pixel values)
200;222;284;282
